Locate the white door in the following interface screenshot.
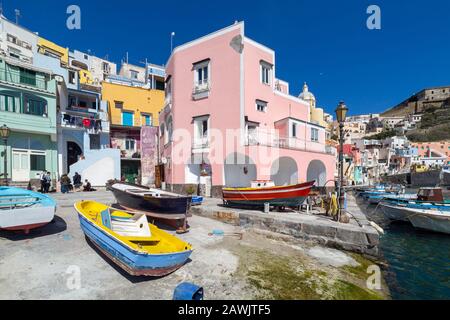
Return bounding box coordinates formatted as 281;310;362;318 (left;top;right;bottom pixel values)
12;150;30;182
200;176;212;197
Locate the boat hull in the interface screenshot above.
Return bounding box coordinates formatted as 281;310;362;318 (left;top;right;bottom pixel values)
408;212;450;235
110;187;191;216
78;213;192;276
222;181;315;208
380;203;413;222
0;187;56;233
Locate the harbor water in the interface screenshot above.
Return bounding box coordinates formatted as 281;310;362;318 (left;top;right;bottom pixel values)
361;195;450;300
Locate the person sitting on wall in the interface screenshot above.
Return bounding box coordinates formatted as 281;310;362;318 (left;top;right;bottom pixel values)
60;174;72;194
73;172;82;191
83;179;96;192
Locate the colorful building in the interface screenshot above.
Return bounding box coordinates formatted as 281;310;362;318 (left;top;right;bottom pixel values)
411;141;450;166
0;57;58;185
159;22;335;197
102;74;165;183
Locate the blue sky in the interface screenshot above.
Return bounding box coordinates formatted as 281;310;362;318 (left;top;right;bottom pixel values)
3;0;450;116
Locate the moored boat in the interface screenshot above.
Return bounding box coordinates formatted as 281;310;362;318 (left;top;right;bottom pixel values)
379;187;450;222
367;193;417;205
0;187;56;234
407;208;450;235
107;182;192;217
75;201;193;276
222;180;315;209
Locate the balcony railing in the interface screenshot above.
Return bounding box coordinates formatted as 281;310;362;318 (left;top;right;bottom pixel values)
60;112;109;133
245;131;333;155
0;67;48;91
192;137;210;150
193;80;211;94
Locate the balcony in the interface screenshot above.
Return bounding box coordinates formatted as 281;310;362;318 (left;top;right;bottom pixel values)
192;137;210;153
60;112;110;133
245;131;333;155
0;67;49;91
192;80;211;100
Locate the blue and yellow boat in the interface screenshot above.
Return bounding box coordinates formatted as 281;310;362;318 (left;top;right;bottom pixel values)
75;201;193;277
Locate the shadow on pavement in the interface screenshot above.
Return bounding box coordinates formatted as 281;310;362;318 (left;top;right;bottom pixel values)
0;216;68;241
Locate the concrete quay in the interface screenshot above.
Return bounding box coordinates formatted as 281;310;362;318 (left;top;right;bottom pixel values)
191;195;381;257
0;190;389;300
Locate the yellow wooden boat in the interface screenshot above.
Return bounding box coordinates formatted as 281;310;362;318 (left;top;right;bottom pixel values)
74;201;193;276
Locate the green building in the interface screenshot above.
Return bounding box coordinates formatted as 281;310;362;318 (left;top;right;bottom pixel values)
0;57;57;186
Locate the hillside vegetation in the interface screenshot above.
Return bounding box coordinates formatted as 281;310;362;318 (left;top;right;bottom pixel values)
407;107;450;142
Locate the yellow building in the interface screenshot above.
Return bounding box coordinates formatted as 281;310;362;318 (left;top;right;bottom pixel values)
102;81;163;127
37;37;69;66
298;83;327;127
102;80;165;183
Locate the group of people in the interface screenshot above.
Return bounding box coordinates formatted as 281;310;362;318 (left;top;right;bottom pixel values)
39;171;52;194
60;172;95;194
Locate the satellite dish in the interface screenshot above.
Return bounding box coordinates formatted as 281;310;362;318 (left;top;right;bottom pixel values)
161;157;168;165
54;75;64;83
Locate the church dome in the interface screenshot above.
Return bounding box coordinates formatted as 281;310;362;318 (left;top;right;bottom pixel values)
299;82;316;102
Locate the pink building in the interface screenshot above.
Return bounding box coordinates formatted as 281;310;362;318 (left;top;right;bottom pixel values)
159;22;336;197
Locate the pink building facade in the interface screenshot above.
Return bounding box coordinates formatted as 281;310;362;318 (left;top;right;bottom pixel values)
159;22;335;197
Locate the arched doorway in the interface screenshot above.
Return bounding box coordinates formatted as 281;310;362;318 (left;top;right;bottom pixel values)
270;157;298;186
67;141;82;173
224;153;257;187
307;160;327;187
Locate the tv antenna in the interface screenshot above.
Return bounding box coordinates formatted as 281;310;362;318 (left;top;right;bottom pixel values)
14;9;21;25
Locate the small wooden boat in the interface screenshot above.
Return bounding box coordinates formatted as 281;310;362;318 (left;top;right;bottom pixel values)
75;201;193;277
0;187;56;234
107;182;192;217
367;193;417;205
222;180;315;209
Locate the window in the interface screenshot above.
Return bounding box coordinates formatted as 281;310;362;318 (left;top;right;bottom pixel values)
155;80;165;91
19;68;37;87
311;128;319;142
115;101;123;109
25;99;47;116
122;111;134;126
130;70;139;80
89;134;101;150
7;34;18;44
292;123;297;138
143;114;152;126
102;62;110;73
0;94;19;113
193;116;210;146
165;77;172;100
256;100;267;112
30;154;46;171
69;71;76;84
193;60;210;91
260;61;272;85
125;139;136;151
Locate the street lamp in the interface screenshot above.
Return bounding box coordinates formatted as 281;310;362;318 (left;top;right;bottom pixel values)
0;124;11;186
335;101;348;222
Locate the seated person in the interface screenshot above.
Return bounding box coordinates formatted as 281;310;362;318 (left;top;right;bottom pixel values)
83;179;96;192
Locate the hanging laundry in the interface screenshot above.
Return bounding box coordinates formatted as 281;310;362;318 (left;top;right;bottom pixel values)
83;118;91;128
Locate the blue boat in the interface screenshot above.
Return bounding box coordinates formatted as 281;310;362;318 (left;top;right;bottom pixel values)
0;187;56;234
367;193;417;205
75;201;193;277
379;188;450;222
191;196;204;206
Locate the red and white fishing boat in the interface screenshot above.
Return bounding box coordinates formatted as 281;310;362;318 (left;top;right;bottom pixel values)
222;180;315;209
